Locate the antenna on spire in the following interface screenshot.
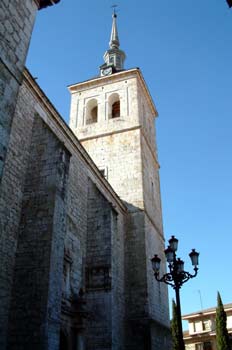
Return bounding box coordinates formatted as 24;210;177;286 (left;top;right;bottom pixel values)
111;4;118;16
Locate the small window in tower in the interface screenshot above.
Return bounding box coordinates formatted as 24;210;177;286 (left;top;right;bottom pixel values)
86;98;98;125
108;93;121;119
116;56;121;68
91;106;98;122
99;169;105;177
112;101;120;118
99;166;108;179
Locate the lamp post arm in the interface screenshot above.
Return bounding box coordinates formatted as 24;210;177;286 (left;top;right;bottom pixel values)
155;267;198;290
176;268;198;288
154;272;176;288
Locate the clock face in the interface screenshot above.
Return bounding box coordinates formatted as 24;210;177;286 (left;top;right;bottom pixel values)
102;67;112;76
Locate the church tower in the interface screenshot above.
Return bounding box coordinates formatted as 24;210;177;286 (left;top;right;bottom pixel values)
69;13;170;349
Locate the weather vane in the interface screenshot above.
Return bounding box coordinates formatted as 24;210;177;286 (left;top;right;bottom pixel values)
111;4;118;15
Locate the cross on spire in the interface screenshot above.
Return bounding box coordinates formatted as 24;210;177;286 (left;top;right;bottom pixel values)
111;4;118;16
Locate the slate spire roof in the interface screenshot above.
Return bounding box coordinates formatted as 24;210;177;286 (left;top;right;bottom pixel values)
109;13;120;49
101;11;126;72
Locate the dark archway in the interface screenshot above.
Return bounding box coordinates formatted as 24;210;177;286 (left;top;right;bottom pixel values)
59;329;69;350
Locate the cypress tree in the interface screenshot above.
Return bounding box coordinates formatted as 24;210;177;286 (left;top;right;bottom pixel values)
171;299;179;350
216;291;231;350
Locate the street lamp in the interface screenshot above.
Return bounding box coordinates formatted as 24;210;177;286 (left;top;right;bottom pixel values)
151;236;199;350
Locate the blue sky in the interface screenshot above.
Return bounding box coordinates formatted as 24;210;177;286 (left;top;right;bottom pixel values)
27;0;232;327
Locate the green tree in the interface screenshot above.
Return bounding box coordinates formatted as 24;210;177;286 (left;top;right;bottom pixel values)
171;299;179;350
216;291;231;350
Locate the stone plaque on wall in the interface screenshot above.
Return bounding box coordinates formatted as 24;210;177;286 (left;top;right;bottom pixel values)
85;266;111;291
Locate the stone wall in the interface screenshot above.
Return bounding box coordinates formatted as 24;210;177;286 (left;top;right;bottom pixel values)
111;206;125;350
137;80;157;157
85;181;113;349
85;181;125;350
124;210;149;349
81;129;144;209
0;69;127;349
0;0;38;181
0;2;59;347
139;84;171;345
7;115;70;350
0;83;37;349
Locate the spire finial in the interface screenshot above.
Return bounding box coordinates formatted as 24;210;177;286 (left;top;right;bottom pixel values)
110;5;120;49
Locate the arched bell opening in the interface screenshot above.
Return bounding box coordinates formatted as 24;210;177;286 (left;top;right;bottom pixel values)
86;99;98;125
108;93;120;119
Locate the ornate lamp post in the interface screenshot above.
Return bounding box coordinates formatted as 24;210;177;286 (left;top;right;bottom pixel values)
151;236;199;350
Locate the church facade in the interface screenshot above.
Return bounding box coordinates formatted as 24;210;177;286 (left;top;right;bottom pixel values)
0;1;170;349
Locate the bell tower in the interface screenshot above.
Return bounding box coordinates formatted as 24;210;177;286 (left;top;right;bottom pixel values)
69;13;170;350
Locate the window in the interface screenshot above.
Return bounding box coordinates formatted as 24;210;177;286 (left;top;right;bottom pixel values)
62;252;73;298
195;343;212;350
202;320;211;331
86;98;98;124
194;320;202;332
91;106;98;121
116;55;121;68
99;169;105;177
99;166;108;179
108;93;120;119
112;101;120;118
203;342;212;350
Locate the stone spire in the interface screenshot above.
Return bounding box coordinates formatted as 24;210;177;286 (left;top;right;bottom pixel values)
100;12;126;75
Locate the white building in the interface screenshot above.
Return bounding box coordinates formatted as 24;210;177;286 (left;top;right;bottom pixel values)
183;303;232;350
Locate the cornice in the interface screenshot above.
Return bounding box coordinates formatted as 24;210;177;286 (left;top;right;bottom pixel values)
79;125;142;142
68;69;138;91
